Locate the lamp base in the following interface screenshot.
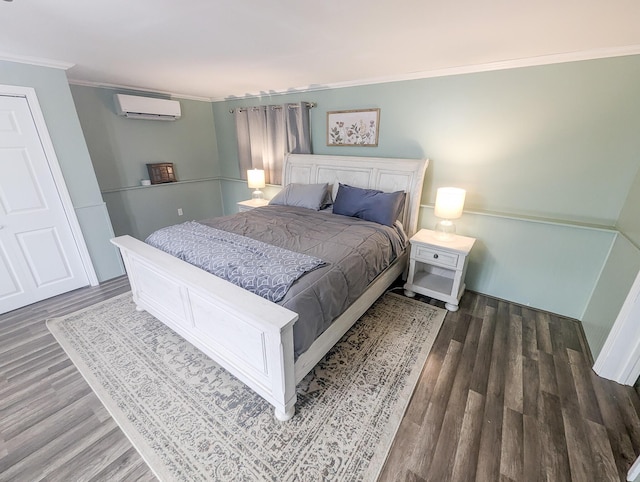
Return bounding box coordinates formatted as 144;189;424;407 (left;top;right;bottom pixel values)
252;189;264;200
435;219;456;240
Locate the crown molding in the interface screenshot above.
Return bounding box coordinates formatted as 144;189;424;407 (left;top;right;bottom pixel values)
5;44;637;102
67;78;211;102
212;44;640;102
0;52;74;70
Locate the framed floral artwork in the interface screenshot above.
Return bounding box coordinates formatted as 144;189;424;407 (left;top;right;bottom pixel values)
326;108;380;147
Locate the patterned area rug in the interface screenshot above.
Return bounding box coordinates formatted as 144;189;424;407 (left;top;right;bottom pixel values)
47;291;446;481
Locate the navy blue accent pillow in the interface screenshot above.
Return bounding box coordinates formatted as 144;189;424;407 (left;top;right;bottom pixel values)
333;183;406;227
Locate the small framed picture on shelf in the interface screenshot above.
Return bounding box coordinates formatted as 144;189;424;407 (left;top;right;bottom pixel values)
146;163;177;184
326;108;380;147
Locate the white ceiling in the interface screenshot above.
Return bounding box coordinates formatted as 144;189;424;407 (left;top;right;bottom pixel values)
1;0;640;100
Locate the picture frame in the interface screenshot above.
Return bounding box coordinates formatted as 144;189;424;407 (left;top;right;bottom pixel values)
146;162;177;184
326;108;380;147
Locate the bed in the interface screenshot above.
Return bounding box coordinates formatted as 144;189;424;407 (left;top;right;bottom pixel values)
111;153;428;421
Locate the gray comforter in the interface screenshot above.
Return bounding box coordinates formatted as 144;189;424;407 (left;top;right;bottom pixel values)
200;205;407;358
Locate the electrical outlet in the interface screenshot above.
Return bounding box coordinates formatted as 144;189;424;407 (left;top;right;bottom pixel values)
177;208;183;216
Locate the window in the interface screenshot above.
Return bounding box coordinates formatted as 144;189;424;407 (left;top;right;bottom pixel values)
234;102;312;185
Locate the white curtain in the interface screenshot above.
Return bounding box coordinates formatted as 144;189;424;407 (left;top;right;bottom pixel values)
234;102;311;185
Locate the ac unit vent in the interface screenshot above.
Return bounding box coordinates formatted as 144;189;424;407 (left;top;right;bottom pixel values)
114;94;181;121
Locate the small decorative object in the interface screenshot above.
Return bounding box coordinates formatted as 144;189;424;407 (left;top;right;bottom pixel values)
146;163;177;184
434;187;466;239
327;108;380;147
247;168;266;199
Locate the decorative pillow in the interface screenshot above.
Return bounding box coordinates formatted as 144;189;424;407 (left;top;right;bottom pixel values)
333;183;406;227
269;183;332;211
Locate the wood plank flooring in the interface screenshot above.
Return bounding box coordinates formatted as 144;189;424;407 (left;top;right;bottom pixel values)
0;277;155;481
380;292;640;481
1;277;639;481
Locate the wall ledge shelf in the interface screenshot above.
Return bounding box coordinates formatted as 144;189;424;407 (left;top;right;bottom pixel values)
101;177;219;194
421;204;617;233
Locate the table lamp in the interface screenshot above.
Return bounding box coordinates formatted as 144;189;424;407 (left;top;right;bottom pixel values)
434;187;466;239
247;169;266;200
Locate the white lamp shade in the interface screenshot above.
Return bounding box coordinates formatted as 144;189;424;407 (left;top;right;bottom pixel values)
247;169;265;189
434;187;466;220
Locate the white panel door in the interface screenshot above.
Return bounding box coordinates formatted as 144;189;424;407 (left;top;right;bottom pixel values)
0;95;89;313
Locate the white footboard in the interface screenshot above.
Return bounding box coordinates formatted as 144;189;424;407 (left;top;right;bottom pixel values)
111;235;299;421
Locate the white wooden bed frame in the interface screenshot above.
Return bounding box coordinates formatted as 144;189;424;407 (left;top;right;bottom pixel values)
111;153;427;421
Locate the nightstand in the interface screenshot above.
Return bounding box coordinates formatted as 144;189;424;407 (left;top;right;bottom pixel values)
237;199;269;212
404;229;476;311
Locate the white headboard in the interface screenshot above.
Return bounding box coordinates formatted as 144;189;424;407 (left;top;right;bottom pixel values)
283;153;428;238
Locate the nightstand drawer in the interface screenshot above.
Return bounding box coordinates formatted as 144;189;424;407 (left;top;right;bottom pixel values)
413;246;459;268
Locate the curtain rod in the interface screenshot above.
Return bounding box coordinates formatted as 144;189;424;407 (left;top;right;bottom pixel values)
228;102;316;114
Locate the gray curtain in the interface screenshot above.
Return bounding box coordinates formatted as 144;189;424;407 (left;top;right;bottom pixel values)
234;102;311;185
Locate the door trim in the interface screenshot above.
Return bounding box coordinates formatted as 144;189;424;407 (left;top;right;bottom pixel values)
593;267;640;384
0;84;98;286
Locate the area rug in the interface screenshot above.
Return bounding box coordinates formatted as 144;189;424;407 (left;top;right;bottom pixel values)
47;291;446;481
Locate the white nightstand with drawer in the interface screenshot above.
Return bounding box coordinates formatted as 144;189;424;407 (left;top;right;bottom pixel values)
237;198;269;212
404;229;476;311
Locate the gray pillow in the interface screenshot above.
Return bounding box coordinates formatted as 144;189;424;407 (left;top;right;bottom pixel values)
269;183;332;211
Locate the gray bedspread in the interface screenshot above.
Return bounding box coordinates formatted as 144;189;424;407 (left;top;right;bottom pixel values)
199;205;407;358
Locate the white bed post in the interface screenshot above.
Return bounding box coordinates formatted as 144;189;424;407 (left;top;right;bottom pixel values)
270;324;297;421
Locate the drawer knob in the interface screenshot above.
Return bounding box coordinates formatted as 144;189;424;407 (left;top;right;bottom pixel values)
433;253;439;259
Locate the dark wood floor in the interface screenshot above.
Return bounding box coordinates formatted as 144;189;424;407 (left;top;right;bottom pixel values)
1;278;639;481
381;291;640;481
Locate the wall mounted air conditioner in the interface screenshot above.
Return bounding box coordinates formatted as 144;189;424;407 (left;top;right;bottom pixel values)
114;94;181;121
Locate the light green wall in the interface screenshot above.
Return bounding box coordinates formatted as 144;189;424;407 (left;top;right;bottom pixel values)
0;60;123;282
582;160;640;359
103;180;223;240
213;55;640;326
582;234;640;358
71;84;223;239
214;56;640;225
421;209;616;319
617;164;640;246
